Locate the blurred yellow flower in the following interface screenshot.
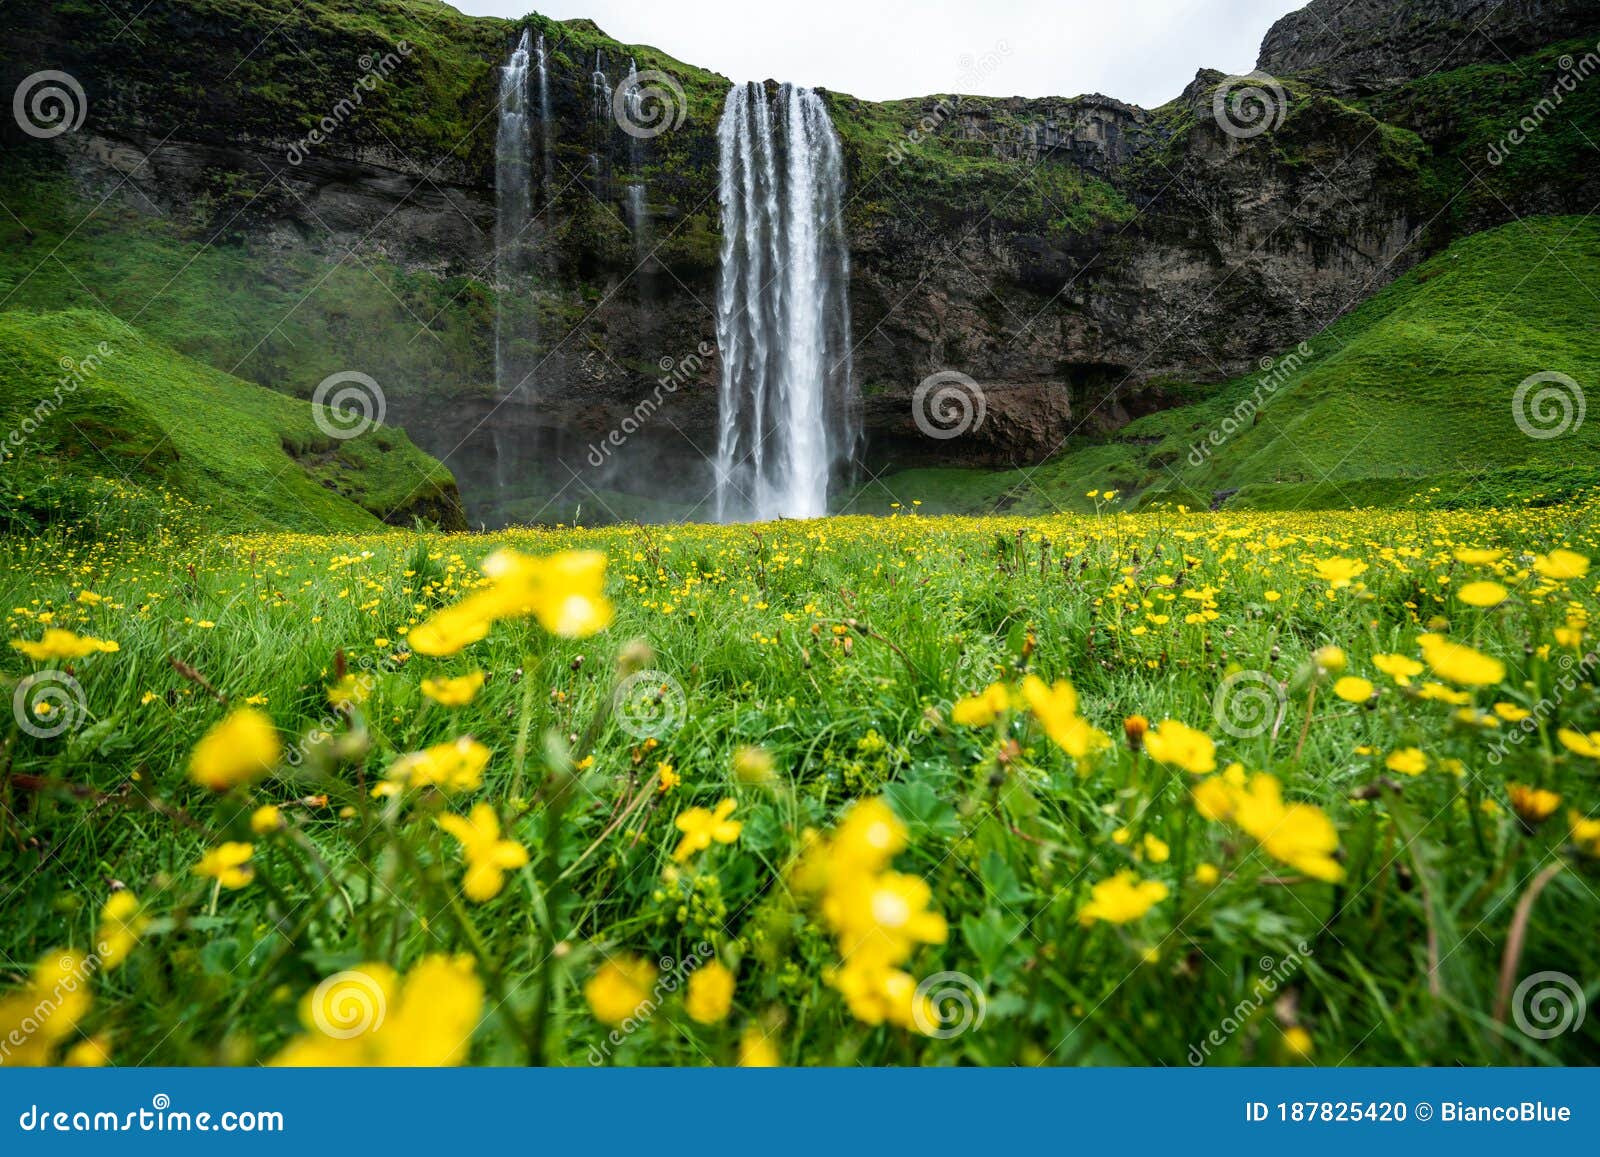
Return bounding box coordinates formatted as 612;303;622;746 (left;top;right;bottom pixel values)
195;842;255;889
1143;719;1216;774
438;804;528;901
421;671;485;706
272;956;482;1065
10;628;119;661
951;681;1011;727
97;891;147;970
585;956;657;1026
389;736;491;794
685;960;736;1025
1372;653;1423;685
673;798;742;863
1457;581;1508;607
1333;676;1374;703
1385;748;1427;775
1533;549;1589;580
188;708;280;791
1418;634;1504;687
1021;675;1110;760
1079;871;1169;925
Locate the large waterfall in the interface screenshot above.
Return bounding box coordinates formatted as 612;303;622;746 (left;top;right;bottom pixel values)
713;82;856;522
494;28;534;395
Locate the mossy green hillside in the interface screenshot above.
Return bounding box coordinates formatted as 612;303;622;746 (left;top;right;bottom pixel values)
858;215;1600;515
0;309;461;534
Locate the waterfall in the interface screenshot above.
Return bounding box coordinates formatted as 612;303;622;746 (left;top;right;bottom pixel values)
535;33;553;190
622;59;651;269
713;82;855;522
494;28;534;396
589;51;612;195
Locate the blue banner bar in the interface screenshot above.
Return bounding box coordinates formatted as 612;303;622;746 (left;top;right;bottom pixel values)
2;1068;1593;1154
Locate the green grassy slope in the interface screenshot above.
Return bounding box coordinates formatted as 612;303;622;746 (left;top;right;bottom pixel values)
858;215;1600;515
0;309;462;534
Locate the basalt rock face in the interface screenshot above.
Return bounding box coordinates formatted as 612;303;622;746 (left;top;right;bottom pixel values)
3;0;1597;521
1257;0;1598;95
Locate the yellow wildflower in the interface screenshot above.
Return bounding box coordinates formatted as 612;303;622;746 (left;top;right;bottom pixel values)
584;956;657;1026
188;708;280;791
1143;719;1216;774
437;804;528;901
388;736;491;794
1333;676;1374;703
685;960;736;1025
1078;871;1169;925
421;671;485;706
271;956;482;1066
672;798;742;863
194;842;255;889
9;628;119;661
1418;633;1504;687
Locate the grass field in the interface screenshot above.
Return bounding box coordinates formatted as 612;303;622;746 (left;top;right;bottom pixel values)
2;490;1598;1066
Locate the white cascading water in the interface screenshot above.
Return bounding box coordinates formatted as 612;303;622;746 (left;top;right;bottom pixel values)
494;28;533;395
622;59;651;266
535;33;553;189
713;82;855;522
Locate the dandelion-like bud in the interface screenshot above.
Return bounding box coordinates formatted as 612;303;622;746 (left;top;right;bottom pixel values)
1123;714;1149;753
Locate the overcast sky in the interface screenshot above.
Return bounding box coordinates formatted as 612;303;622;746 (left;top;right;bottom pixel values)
454;0;1305;107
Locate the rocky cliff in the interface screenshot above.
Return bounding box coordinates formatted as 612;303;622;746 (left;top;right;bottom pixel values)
2;0;1596;523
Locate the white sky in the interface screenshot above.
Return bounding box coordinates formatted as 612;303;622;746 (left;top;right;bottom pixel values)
452;0;1304;106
